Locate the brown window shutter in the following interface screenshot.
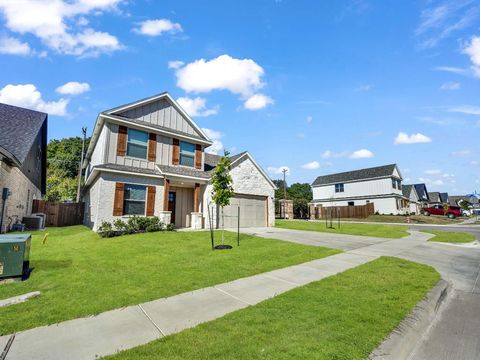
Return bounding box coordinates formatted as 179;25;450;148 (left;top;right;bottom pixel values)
117;125;128;156
146;186;156;216
172;138;180;165
113;182;124;216
148;133;157;162
195;144;202;169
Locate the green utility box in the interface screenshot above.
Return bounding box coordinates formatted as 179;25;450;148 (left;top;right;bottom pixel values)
0;234;31;278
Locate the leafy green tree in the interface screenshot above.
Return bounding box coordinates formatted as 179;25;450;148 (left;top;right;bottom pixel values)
46;136;90;201
288;183;313;218
273;179;288;200
211;151;234;245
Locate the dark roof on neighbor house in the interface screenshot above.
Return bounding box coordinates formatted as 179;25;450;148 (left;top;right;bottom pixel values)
413;184;429;201
204;151;248;172
0;102;47;165
312;164;398;187
402;184;413;198
448;195;470;206
428;192;448;203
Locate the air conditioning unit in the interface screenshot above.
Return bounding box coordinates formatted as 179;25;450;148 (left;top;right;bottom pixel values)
22;216;44;231
0;234;31;278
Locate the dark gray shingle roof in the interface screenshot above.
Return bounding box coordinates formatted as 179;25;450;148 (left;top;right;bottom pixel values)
312;164;398;187
402;184;413;198
0;102;47;164
413;184;429;201
95;163;161;176
204;151;247;172
157;165;211;179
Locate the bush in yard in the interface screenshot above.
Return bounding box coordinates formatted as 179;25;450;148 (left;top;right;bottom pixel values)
98;221;114;238
166;223;175;231
113;219;127;232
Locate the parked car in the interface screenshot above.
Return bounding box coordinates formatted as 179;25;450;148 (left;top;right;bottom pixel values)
423;205;462;219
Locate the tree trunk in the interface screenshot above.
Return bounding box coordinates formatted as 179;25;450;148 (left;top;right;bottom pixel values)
221;206;225;245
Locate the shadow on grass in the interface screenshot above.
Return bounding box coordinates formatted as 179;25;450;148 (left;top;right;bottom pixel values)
32;260;72;272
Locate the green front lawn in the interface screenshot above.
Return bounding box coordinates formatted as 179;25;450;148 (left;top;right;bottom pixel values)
424;230;476;243
107;257;439;360
0;226;340;335
276;219;409;238
342;214;463;225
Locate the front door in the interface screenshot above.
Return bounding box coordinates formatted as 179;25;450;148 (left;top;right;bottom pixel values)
168;191;176;224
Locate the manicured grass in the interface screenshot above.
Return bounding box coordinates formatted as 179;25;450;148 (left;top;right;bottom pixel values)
424;230;476;243
276;219;409;238
342;214;463;225
0;226;340;335
107;257;440;360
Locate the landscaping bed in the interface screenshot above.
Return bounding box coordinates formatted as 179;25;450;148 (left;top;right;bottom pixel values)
0;226;340;334
106;257;440;360
424;230;476;243
275;219;409;238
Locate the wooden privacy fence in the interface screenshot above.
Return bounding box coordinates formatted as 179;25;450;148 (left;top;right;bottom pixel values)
314;202;375;219
32;200;84;227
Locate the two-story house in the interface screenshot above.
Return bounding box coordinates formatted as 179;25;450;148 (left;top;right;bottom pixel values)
82;92;275;231
311;164;404;215
0;103;47;233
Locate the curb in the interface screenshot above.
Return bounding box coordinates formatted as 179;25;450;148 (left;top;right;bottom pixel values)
368;279;451;360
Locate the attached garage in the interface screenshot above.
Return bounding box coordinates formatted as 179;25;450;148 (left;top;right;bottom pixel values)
219;194;268;228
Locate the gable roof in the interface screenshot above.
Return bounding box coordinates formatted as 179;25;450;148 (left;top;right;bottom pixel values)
402;184;413;198
312;164;399;187
428;191;448;203
0;102;47;165
413;183;429;201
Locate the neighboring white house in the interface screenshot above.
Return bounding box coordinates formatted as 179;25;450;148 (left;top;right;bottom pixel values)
311;164;404;215
401;184;421;214
82;92;276;231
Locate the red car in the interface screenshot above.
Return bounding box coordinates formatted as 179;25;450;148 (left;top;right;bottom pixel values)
423;205;462;219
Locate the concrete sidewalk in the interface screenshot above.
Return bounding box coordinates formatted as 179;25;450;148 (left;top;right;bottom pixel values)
1;251;378;360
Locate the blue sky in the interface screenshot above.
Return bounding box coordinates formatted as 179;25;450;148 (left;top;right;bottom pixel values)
0;0;479;194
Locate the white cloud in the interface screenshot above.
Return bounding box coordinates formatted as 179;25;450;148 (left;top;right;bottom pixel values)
425;169;442;175
449;105;480;115
0;0;123;57
463;36;480;77
301;161;320;170
394;132;432;144
177;96;218;117
432;179;444;186
133;19;182;36
56;81;90;95
306;115;313;123
418;177;444;186
0;84;68;116
434;66;468;74
451;149;472;157
440;81;460;90
471;160;479;165
355;84;372;92
201;127;223;155
243;94;273;110
174;54;267;97
350;149;374;159
0;36;31;55
321;150;348;159
267;166;290;175
168;60;184;69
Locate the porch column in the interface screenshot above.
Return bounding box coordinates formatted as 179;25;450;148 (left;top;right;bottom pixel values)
163;179;170;211
194;183;200;213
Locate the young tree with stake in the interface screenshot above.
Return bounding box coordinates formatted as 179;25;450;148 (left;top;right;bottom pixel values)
211;150;234;246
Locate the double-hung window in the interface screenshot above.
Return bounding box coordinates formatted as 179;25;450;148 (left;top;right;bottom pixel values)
123;184;146;215
335;183;344;193
127;129;148;159
179;141;195;167
397;180;402;190
392;178;397;189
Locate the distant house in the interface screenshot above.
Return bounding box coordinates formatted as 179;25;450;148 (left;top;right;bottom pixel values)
401;185;421;214
413;183;430;207
82;92;275;231
449;195;479;208
311;164;404;215
0;103;48;233
428;192;449;205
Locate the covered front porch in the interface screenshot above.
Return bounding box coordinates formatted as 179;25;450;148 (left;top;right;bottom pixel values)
159;175;209;229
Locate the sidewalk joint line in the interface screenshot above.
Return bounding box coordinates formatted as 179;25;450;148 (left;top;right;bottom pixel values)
0;334;15;360
138;304;166;337
213;287;254;306
262;273;300;286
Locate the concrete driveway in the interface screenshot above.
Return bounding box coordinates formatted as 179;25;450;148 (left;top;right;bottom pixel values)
242;226;480;360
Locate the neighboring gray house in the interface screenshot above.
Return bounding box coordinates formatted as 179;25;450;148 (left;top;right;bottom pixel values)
0;103;47;233
82;92;275;231
428;192;449;205
401;185;421;214
311;164;404;214
413;183;430;207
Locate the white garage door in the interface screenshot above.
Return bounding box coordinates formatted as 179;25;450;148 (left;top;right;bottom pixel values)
219;194;267;228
